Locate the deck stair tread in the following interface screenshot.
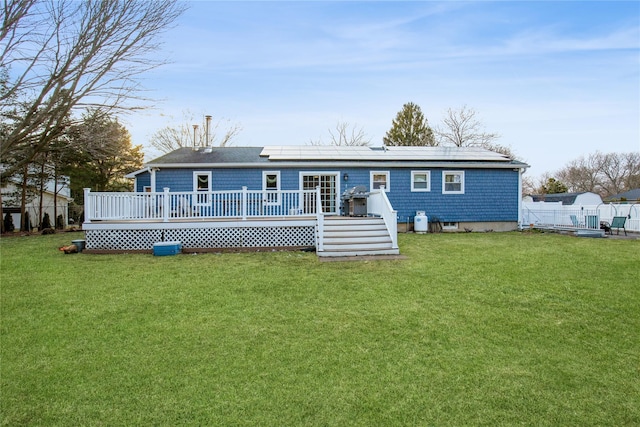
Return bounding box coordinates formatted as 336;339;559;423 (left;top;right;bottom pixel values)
318;216;399;257
319;249;401;257
324;224;387;231
323;242;394;251
323;229;389;238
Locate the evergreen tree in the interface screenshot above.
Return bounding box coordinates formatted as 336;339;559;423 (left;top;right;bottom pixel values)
541;177;568;194
383;102;436;147
65;110;144;203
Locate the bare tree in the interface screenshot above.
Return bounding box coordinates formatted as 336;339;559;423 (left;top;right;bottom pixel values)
150;111;242;154
622;152;640;190
521;175;537;196
0;0;187;178
310;121;371;146
436;105;500;148
555;151;640;197
481;142;521;161
556;152;604;194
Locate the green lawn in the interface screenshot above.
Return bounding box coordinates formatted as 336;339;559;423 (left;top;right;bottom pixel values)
1;231;638;426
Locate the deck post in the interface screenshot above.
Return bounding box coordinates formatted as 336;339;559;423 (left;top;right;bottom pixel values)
316;186;323;252
241;186;247;220
163;187;170;222
83;188;92;223
298;189;303;214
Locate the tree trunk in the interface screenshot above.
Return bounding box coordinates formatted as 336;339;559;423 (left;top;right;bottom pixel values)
38;160;45;228
53;166;61;229
20;164;28;231
0;186;4;233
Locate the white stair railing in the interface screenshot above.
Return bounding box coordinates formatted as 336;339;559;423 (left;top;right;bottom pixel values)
367;188;398;249
315;186;324;252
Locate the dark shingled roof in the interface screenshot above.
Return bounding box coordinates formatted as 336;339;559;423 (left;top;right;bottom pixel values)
146;146;529;169
605;188;640;202
149;147;268;165
530;192;585;205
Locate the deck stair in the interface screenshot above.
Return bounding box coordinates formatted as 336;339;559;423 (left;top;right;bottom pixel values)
318;216;399;257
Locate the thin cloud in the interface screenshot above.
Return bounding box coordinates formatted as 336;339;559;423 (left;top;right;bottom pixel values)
130;1;638;181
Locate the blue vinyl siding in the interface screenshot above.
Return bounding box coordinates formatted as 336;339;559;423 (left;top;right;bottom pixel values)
155;169;303;192
154;169;261;192
152;166;519;223
385;168;519;223
135;172;151;192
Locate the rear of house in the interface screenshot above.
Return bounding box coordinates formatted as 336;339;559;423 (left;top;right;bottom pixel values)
127;145;528;232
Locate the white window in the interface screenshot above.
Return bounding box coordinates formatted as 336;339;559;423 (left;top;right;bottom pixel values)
193;171;212;205
442;222;458;230
411;171;431;192
262;171;280;205
442;171;464;194
370;171;390;192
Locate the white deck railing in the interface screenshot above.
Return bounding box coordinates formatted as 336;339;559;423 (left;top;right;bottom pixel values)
84;187;321;223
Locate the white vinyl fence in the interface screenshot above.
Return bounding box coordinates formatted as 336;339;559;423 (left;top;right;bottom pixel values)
522;202;640;233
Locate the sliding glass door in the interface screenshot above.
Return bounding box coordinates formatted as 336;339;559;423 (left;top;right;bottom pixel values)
301;173;339;214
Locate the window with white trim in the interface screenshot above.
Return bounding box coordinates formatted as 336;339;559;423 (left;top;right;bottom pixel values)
411;171;431;192
371;171;390;191
262;171;280;205
442;171;464;194
193;171;212;204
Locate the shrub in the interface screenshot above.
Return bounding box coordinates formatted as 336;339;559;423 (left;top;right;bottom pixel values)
56;214;65;230
41;213;52;230
3;213;15;233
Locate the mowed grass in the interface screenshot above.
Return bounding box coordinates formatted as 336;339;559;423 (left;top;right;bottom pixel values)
1;232;638;426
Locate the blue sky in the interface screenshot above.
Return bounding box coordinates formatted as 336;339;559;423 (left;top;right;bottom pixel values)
127;1;640;179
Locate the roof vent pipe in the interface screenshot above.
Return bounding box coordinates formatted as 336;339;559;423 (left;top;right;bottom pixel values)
205;115;212;146
192;124;199;150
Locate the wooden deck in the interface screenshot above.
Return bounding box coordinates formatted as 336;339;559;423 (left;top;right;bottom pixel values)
82;188;399;256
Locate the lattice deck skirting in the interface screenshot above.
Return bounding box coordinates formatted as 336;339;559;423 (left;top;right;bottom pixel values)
84;221;316;252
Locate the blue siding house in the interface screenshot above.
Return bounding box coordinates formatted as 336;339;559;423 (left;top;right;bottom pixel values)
127;145;528;232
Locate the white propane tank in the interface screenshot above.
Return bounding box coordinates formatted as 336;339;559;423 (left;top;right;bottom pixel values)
414;211;428;233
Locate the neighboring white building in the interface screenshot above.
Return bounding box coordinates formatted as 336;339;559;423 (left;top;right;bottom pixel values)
523;192;603;206
2;178;73;230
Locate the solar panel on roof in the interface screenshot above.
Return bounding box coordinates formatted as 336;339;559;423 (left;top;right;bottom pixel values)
259;146;509;161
